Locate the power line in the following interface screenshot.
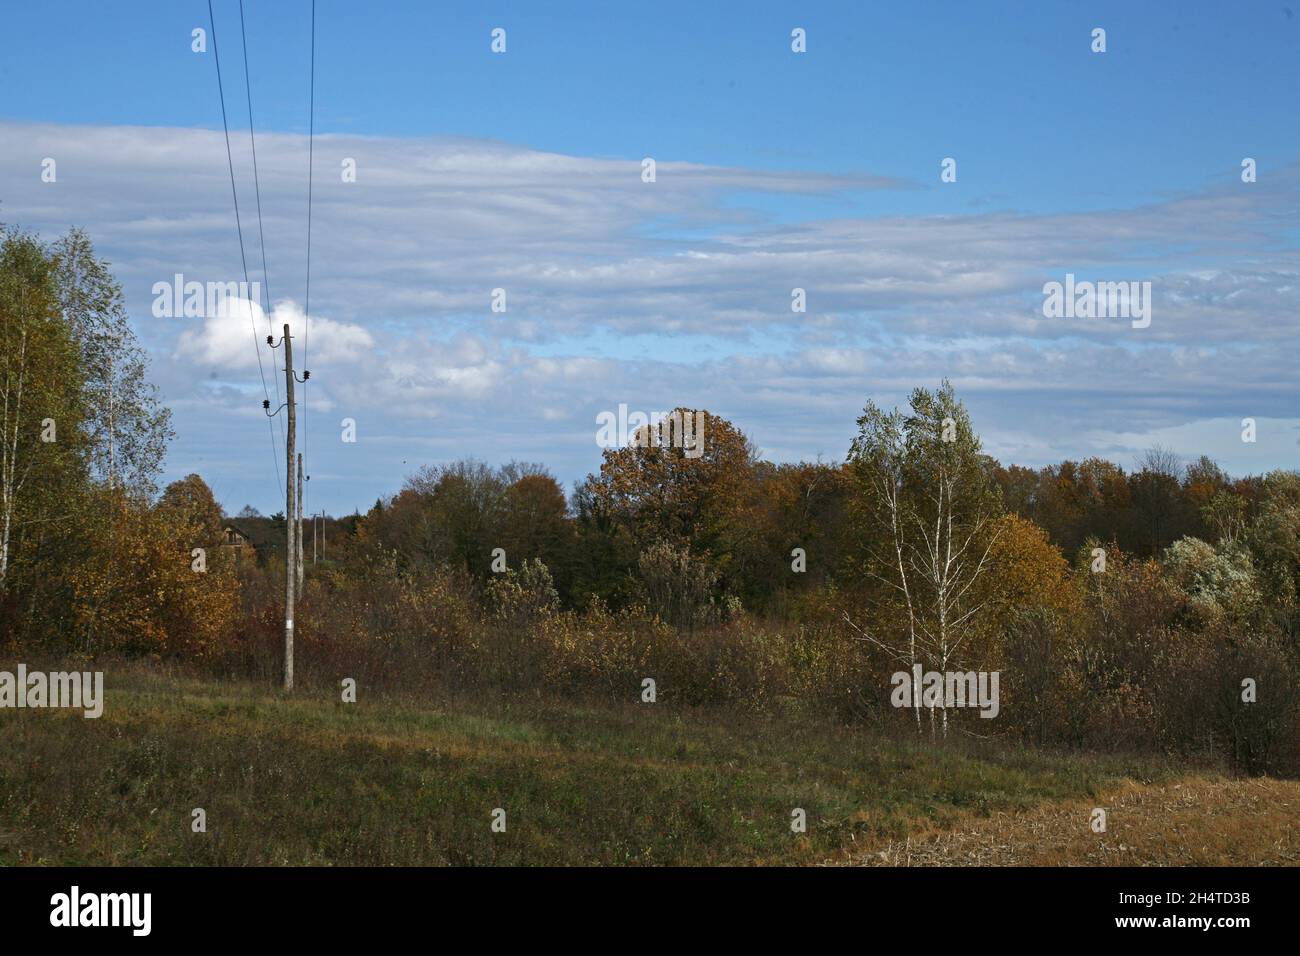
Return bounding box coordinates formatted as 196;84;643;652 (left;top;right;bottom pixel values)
238;0;287;457
208;0;282;494
304;0;316;476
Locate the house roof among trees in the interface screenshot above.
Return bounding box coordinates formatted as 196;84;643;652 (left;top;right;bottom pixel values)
222;517;282;554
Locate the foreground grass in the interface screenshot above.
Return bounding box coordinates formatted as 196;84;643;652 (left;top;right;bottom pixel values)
0;665;1200;865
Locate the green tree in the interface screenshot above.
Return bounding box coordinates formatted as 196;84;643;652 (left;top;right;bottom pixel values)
0;228;86;599
1244;470;1300;639
50;228;171;497
0;225;174;649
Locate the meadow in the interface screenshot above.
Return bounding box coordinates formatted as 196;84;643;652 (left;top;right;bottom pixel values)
7;662;1293;867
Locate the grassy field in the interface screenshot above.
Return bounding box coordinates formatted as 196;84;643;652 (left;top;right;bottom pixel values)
0;663;1287;866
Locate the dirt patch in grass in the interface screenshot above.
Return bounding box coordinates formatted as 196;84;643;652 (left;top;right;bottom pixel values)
849;777;1300;866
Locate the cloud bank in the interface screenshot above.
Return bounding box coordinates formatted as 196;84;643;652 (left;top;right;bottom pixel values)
1;121;1296;513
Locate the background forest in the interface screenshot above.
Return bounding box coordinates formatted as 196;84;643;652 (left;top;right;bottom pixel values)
3;226;1298;777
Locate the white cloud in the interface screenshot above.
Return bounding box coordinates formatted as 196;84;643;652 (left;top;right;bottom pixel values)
1;120;1297;512
175;297;373;370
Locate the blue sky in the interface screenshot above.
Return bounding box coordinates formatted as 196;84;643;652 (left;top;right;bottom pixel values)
1;1;1298;515
7;1;1298;214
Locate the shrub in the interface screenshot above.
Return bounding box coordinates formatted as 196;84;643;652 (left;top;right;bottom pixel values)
636;541;722;629
485;558;559;624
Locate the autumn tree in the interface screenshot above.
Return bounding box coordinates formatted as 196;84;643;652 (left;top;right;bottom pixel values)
158;473;224;543
1;225;176;649
846;382;1004;737
989;462;1041;522
499;468;575;599
68;489;239;656
374;460;510;577
1129;445;1188;557
731;460;854;613
361;460;575;593
981;513;1077;743
578;407;754;605
1022;458;1131;554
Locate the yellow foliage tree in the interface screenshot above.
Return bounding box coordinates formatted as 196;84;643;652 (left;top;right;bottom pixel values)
68;489;239;657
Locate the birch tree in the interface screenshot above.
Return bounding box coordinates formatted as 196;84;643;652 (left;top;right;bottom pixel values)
0;228;85;594
50;229;171;498
1;226;170;649
847;402;923;729
847;382;1003;738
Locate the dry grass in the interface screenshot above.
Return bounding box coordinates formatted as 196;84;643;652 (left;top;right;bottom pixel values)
5;661;1293;866
0;661;1200;866
852;777;1300;866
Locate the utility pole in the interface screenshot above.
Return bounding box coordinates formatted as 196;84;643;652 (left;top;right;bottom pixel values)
106;350;115;491
282;323;296;692
264;324;309;692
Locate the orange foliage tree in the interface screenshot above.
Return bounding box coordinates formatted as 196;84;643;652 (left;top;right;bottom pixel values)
68;486;238;657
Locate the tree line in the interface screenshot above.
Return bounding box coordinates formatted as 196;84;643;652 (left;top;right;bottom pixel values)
2;226;1296;773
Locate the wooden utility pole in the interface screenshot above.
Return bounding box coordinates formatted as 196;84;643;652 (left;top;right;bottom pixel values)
283;323;296;692
106;351;115;490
